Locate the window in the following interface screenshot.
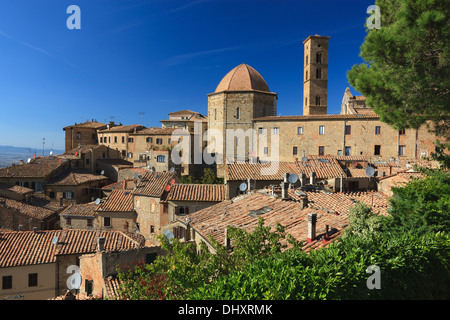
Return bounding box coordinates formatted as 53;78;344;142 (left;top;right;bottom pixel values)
86;158;90;165
235;137;239;146
121;150;126;157
128;152;133;159
67;217;71;225
76;132;81;139
128;137;134;143
305;71;308;81
157;155;166;163
398;145;406;156
305;97;308;106
345;146;351;156
214;109;217;121
319;146;325;156
2;276;12;290
35;182;42;192
399;129;406;135
104;217;111;227
306;55;308;65
100;137;103;143
273;127;279;134
264;147;268;155
345;125;351;135
49;191;55;199
319;125;325;135
293;147;298;155
316;52;322;64
236;107;240;120
28;273;38;287
375;126;381;135
156;138;163;145
337;150;342;156
374;145;381;156
150;225;155;233
65;192;74;199
24;181;29;188
258;127;263;134
297;126;303;135
85;279;93;296
122;136;125;143
87;219;93;227
114;136;117;143
316;95;321;106
316;68;321;79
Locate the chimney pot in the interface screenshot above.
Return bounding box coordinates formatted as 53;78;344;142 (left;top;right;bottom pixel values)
307;212;317;242
281;181;289;200
300;195;308;209
224;227;230;250
97;236;106;251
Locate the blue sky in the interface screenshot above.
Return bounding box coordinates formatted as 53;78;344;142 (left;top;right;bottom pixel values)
0;0;375;151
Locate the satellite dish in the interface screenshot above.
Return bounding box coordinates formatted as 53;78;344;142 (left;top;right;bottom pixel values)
239;182;248;192
52;236;58;245
49;151;53;155
163;230;174;243
136;173;142;179
170;167;175;173
94;198;101;205
301;156;308;162
27;158;31;163
170;178;176;185
288;173;298;184
165;185;171;192
100;170;105;175
365;167;375;177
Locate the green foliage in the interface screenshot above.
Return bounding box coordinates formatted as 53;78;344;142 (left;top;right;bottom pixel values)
381;169;450;236
347;0;450;138
180;168;224;184
429;139;450;169
346;202;382;237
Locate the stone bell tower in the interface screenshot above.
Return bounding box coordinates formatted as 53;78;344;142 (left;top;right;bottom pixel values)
303;35;330;115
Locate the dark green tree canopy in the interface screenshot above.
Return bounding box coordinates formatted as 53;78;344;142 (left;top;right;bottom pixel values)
347;0;449;138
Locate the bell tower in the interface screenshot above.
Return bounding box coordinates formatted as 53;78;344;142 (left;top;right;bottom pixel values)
303;35;330;115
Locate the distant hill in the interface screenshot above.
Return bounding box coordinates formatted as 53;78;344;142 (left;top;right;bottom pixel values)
0;145;65;168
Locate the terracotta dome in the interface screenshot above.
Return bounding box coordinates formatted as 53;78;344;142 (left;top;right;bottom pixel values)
214;64;270;93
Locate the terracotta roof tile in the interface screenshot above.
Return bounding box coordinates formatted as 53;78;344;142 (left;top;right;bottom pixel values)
97;125;146;133
63;121;107;130
133;172;178;198
0;229;145;268
0;183;34;195
167;184;227;202
96;189;135;212
46;168;108;186
102;179;137;191
1;198;60;220
60;202;98;217
0;157;65;179
214;64;272;93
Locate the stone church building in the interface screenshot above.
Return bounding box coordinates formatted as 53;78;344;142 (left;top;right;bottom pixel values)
206;35;441;177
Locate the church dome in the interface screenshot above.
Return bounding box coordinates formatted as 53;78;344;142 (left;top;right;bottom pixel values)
214;64;271;93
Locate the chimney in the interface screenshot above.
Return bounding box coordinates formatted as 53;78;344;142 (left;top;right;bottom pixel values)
224;227;230;250
307;212;317;243
300;173;306;187
299;195;308;209
97;237;106;252
310;172;316;185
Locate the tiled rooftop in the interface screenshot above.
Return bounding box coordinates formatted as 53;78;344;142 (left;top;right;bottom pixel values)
177;188;389;250
1;198;60;220
133;171;178;198
0;157;65;179
46;168;108;186
167;184;227;202
0;229;146;268
131;127;177;135
60;202;98;217
102;179;137;191
63;120;107;130
0;183;34;195
97;124;146;133
96;189;135;212
226;158;346;181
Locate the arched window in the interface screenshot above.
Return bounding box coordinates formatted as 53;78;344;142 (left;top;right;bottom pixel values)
316;52;322;64
316;68;322;79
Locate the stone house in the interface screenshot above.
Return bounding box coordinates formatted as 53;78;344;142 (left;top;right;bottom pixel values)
0;229;147;300
97;124;146;159
59;144;121;173
63;120;109;153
